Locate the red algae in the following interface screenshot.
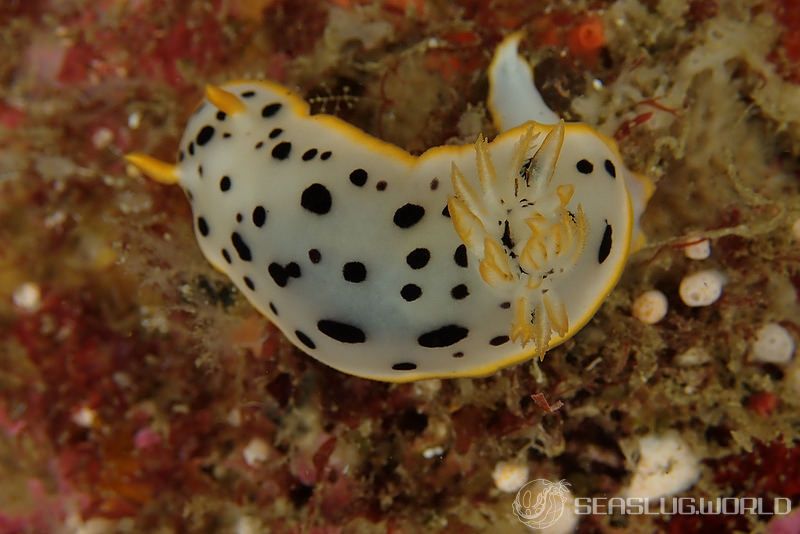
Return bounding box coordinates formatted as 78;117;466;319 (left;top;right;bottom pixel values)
771;0;800;82
566;16;606;64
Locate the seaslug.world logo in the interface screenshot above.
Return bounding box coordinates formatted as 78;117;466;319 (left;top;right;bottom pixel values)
512;478;572;529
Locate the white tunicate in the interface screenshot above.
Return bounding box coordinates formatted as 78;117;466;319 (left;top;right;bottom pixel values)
632;289;668;324
679;269;725;307
683;238;710;260
492;460;529;493
622;432;700;499
750;322;795;364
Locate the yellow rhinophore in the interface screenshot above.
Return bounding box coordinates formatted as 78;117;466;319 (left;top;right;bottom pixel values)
124;153;179;185
204;85;247;116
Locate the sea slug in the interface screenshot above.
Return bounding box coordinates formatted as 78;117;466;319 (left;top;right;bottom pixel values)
126;34;648;382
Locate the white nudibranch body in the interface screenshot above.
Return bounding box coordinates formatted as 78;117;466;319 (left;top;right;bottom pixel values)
126;35;644;382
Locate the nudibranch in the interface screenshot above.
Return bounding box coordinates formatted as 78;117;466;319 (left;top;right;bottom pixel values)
126;34;647;382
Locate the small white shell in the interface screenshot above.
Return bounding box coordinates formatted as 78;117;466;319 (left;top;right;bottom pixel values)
632;289;668;324
750;322;795;365
491;460;529;493
679;269;725;307
683;238;710;260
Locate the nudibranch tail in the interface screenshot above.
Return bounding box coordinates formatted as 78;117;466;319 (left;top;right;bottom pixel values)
124;153;180;185
487;32;559;131
448;123;590;358
204;85;247;116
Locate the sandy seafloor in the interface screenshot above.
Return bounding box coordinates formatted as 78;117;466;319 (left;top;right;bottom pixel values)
1;0;799;532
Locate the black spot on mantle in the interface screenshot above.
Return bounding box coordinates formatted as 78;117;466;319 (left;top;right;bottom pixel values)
576;159;594;174
401;284;422;302
272;141;292;160
343;261;367;283
598;222;613;264
231;232;251;261
295;330;316;350
349;168;368;187
604;159;617;178
261;102;282;117
418;325;469;348
252;206;267;227
406;248;430;270
490;335;509;346
450;284;469;300
317;319;366;344
301;183;332;214
196;125;215;146
454;244;468;268
393;204;425;228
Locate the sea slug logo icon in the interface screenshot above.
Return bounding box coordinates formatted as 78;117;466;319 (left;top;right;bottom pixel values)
512;478;571;529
